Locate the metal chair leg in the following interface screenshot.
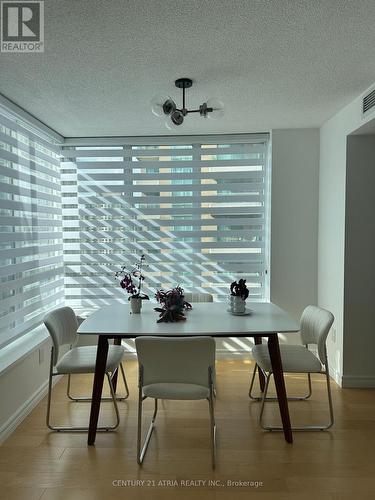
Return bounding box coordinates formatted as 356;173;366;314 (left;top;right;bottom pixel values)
208;383;216;468
45;349;54;430
325;366;334;430
258;372;272;429
46;348;121;432
119;363;130;400
137;397;158;465
249;363;260;400
67;363;129;402
249;364;312;401
258;370;334;432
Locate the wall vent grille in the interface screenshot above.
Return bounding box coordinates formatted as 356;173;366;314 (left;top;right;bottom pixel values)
363;88;375;115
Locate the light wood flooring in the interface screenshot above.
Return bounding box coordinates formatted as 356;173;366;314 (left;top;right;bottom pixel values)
1;359;375;500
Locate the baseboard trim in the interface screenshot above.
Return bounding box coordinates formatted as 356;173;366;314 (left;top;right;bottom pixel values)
341;375;375;388
0;375;61;445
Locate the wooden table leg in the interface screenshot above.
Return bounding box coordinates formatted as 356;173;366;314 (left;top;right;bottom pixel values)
268;334;293;443
88;336;109;445
254;336;266;392
111;337;122;393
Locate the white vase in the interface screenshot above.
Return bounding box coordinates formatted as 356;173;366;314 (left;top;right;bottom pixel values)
130;297;142;314
229;295;246;314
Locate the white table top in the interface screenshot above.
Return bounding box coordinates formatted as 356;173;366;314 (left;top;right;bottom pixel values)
78;302;299;337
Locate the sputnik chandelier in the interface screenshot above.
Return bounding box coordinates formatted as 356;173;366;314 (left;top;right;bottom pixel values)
151;78;224;129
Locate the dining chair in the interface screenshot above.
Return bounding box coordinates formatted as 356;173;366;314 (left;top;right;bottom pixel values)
135;336;216;467
249;305;334;431
182;292;217;394
44;306;129;432
183;292;213;303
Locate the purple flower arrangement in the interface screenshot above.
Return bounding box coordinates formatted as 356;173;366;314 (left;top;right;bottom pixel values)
154;286;192;323
115;254;149;300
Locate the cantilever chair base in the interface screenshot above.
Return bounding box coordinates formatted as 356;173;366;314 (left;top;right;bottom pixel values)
46;347;122;432
255;368;334;432
47;371;120;432
137;394;216;467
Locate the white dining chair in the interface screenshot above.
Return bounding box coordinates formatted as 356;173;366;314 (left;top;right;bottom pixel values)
183;292;213;303
181;292;217;394
249;305;334;431
44;306;128;432
135;336;216;467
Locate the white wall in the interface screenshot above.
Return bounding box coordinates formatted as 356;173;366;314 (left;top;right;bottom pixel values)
0;338;52;443
318;85;375;386
343;135;375;387
270;129;320;328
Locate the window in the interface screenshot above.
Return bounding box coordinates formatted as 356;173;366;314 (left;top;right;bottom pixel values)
0;106;64;348
61;136;270;308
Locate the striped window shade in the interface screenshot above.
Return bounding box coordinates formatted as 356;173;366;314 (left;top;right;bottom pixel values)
0;106;64;348
61;134;270;308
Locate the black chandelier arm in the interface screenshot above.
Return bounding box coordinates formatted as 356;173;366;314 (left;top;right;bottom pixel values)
185;107;213;114
174;107;214;117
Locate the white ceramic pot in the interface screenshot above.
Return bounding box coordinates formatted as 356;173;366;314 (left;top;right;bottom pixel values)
130;297;142;314
230;295;246;314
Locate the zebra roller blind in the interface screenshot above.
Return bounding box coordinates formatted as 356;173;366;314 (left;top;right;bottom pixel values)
0;106;64;348
61;134;269;307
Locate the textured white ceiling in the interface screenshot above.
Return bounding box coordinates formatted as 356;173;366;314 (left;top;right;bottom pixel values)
1;0;375;137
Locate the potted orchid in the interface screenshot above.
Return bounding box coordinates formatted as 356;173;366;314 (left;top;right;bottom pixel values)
115;254;149;314
154;286;192;323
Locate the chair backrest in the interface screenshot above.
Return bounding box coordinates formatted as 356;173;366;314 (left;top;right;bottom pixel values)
300;306;334;364
184;292;213;303
135;336;215;388
44;306;79;365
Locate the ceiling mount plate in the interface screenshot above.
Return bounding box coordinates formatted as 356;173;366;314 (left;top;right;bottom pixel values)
175;78;193;89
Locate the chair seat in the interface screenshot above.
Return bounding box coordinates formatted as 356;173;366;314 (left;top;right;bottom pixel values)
55;345;125;374
252;344;322;373
143;382;209;400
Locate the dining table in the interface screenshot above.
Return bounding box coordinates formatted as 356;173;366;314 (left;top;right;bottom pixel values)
78;301;299;445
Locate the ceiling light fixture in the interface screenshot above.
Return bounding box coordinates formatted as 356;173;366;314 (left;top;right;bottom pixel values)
151;78;224;129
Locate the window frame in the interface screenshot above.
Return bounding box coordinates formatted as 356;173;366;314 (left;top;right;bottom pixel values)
61;134;270;308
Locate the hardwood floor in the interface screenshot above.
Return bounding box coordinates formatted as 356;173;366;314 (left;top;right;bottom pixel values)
1;359;375;500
